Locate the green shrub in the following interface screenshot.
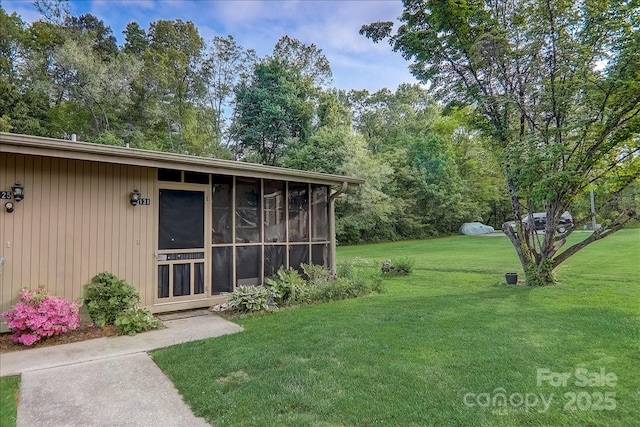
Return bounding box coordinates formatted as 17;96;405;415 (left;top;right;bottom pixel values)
309;267;385;302
114;307;160;336
336;259;355;280
381;257;415;276
311;278;366;302
225;285;274;312
367;271;386;293
83;272;140;327
82;272;160;335
226;264;385;313
301;263;333;286
264;268;306;304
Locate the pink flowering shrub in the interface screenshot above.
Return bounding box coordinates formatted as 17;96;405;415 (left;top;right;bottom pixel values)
1;287;82;346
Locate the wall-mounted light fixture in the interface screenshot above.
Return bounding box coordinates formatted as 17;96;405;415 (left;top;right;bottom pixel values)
5;201;14;213
12;182;24;202
130;189;141;206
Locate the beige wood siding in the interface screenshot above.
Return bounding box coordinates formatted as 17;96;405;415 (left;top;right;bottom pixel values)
1;153;156;316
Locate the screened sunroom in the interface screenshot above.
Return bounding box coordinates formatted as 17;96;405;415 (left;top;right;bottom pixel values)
0;132;363;317
155;170;334;299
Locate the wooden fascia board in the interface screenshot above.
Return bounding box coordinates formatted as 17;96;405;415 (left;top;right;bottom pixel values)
1;132;365;186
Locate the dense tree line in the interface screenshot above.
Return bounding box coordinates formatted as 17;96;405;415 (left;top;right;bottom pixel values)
3;2;633;253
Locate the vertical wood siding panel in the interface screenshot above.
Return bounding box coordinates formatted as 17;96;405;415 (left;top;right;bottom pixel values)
39;157;52;286
55;159;67;297
117;164;126;276
21;155;34;287
56;158;67;295
61;160;71;299
137;166;153;300
0;154;17;313
65;160;80;300
108;164;118;275
143;167;156;305
103;164;114;277
96;163;107;274
113;165;127;275
70;161;84;297
48;158;60;295
151;176;159;306
117;165;127;281
117;166;127;283
88;162;99;279
130;165;138;286
11;155;24;294
125;165;135;287
30;157;43;287
134;167;143;303
80;161;92;286
0;154;5;313
137;166;145;293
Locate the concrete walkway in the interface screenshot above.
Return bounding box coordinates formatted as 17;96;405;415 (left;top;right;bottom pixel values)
0;314;243;427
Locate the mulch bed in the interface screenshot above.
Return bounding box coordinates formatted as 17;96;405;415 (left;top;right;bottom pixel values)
0;325;118;354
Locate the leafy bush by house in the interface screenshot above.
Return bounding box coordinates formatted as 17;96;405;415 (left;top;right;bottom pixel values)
336;259;355;279
225;285;274;312
224;263;385;314
310;278;361;302
264;268;307;304
115;307;161;336
301;263;334;286
83;272;140;326
83;272;159;335
1;287;82;346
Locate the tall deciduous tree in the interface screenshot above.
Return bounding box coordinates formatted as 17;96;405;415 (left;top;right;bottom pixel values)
63;13;118;60
231;58;314;165
272;35;333;88
362;0;640;285
143;19;209;154
51;37;141;135
201;35;256;147
0;7;47;134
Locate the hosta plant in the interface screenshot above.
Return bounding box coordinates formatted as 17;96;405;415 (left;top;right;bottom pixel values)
224;285;274;312
1;287;82;346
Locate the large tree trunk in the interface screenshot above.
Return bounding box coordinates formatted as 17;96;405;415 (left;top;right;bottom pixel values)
502;221;556;286
503;202;637;286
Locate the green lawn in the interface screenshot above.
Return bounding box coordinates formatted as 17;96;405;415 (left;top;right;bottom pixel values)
0;376;19;427
152;229;640;426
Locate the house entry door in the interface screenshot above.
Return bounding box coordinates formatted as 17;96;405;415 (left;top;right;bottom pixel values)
156;187;208;303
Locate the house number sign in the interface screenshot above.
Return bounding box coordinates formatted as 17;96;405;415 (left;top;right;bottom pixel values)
0;191;12;199
138;198;151;205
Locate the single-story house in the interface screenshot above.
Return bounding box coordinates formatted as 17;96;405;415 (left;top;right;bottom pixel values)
0;132;363;329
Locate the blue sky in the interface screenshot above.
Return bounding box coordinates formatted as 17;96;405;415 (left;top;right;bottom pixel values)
3;0;419;92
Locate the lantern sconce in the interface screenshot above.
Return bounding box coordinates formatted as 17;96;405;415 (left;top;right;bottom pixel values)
5;201;14;213
12;182;24;202
130;189;141;206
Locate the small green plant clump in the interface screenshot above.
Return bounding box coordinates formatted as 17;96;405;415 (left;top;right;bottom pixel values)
83;272;160;335
224;262;384;313
225;285;273;312
264;267;307;305
114;307;161;336
381;257;415;276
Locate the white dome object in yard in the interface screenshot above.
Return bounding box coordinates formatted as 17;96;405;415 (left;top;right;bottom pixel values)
459;222;495;235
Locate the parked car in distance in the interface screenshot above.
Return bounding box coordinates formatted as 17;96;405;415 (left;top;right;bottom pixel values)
509;211;573;233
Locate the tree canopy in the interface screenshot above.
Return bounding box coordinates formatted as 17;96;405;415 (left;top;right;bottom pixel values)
362;0;640;285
